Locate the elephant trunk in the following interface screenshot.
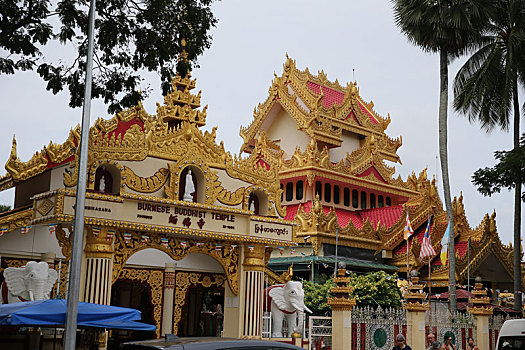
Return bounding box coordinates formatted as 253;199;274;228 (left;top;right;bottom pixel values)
296;310;305;336
30;280;48;301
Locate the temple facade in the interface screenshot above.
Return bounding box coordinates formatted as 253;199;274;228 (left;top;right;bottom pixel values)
240;57;521;293
0;56;522;343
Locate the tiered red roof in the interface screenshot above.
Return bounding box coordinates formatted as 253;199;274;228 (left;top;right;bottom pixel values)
305;81;379;125
284;202;403;230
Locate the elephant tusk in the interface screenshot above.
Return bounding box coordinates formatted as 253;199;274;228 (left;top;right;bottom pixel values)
304;305;313;313
29;290;34;301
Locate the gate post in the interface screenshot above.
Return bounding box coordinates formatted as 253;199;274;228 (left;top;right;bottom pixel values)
404;271;429;350
468;278;492;350
328;262;356;350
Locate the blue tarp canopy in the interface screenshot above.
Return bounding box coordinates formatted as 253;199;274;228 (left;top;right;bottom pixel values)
0;299;156;331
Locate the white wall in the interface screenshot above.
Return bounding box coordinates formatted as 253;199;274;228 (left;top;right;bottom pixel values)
0;225;64;258
125;248;224;273
266;107;310;158
329;130;361;164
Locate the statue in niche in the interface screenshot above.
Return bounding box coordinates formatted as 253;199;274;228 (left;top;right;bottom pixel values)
99;174;105;192
183;169;195;202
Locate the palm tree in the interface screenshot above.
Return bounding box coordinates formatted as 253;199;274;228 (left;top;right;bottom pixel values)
392;0;491;311
454;0;525;312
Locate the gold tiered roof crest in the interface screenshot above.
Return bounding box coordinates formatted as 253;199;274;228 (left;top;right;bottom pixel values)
157;72;207;127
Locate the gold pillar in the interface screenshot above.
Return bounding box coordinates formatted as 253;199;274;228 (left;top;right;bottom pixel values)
328;264;356;350
239;243;265;339
82;226;114;305
404;272;429;350
161;262;176;336
469;281;493;350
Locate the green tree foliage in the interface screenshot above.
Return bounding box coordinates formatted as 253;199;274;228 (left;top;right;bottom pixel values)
303;271;402;314
349;271;402;309
0;204;11;213
473;134;525;201
0;0;218;114
303;278;334;315
392;0;492;311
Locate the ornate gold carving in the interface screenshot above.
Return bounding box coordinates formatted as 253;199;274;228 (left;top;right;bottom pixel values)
173;272;225;335
123;166;169;193
0;173;14;191
85;226;114;259
118;267;164;338
157;73;207;127
36;198;54;216
112;231;239;295
243;243;266;271
0;208;33;232
5;136;48;182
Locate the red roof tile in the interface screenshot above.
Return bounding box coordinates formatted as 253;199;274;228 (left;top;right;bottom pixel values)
360;205;403;229
306;81;344;108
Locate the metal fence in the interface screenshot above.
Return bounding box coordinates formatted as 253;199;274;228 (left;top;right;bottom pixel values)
351;306;408;350
309;315;332;350
426;305;474;350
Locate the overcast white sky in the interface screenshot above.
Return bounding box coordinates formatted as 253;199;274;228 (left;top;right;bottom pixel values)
0;1;522;246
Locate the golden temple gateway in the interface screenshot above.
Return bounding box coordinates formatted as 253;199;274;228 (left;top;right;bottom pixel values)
0;57;521;341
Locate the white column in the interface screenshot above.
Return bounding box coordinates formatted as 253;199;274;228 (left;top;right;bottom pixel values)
162;262;176;336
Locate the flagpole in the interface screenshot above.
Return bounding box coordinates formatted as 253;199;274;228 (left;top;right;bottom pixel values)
428;256;432;330
467;237;470;309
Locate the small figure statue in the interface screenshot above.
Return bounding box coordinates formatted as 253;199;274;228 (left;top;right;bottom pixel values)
99;175;105;192
183;170;195;202
249;200;254;212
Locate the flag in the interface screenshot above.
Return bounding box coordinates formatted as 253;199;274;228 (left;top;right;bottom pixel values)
196;242;204;247
419;217;436;260
141;235;149;245
279;247;284;255
92;227;101;237
107;229;115;242
215;245;222;254
124;232;132;244
230;244;238;252
180;241;187;248
161;238;169;248
440;220;451;266
20;226;32;235
0;228;7;237
48;224;58;235
404;213;413;240
248;245;254;252
290;248;295;254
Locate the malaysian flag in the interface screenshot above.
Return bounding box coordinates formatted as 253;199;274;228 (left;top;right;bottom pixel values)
419;217;436;260
404;212;413;240
20;226;32;235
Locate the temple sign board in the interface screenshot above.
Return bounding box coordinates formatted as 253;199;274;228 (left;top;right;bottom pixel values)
33;190;294;243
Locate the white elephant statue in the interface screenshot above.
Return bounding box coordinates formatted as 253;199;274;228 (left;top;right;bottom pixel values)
265;280;312;338
1;261;58;303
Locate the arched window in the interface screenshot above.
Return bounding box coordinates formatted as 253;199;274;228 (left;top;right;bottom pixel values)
344;188;350;207
285;182;293;202
378;195;384;208
361;191;367;209
386;196;392;207
352;189;358;208
94;165;120;195
248;192;260;215
296;181;304;200
370;193;376;209
95;166;113;193
280;183;283;202
315;181;322;199
179;167;198;202
324;183;331;203
333;185;340;204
